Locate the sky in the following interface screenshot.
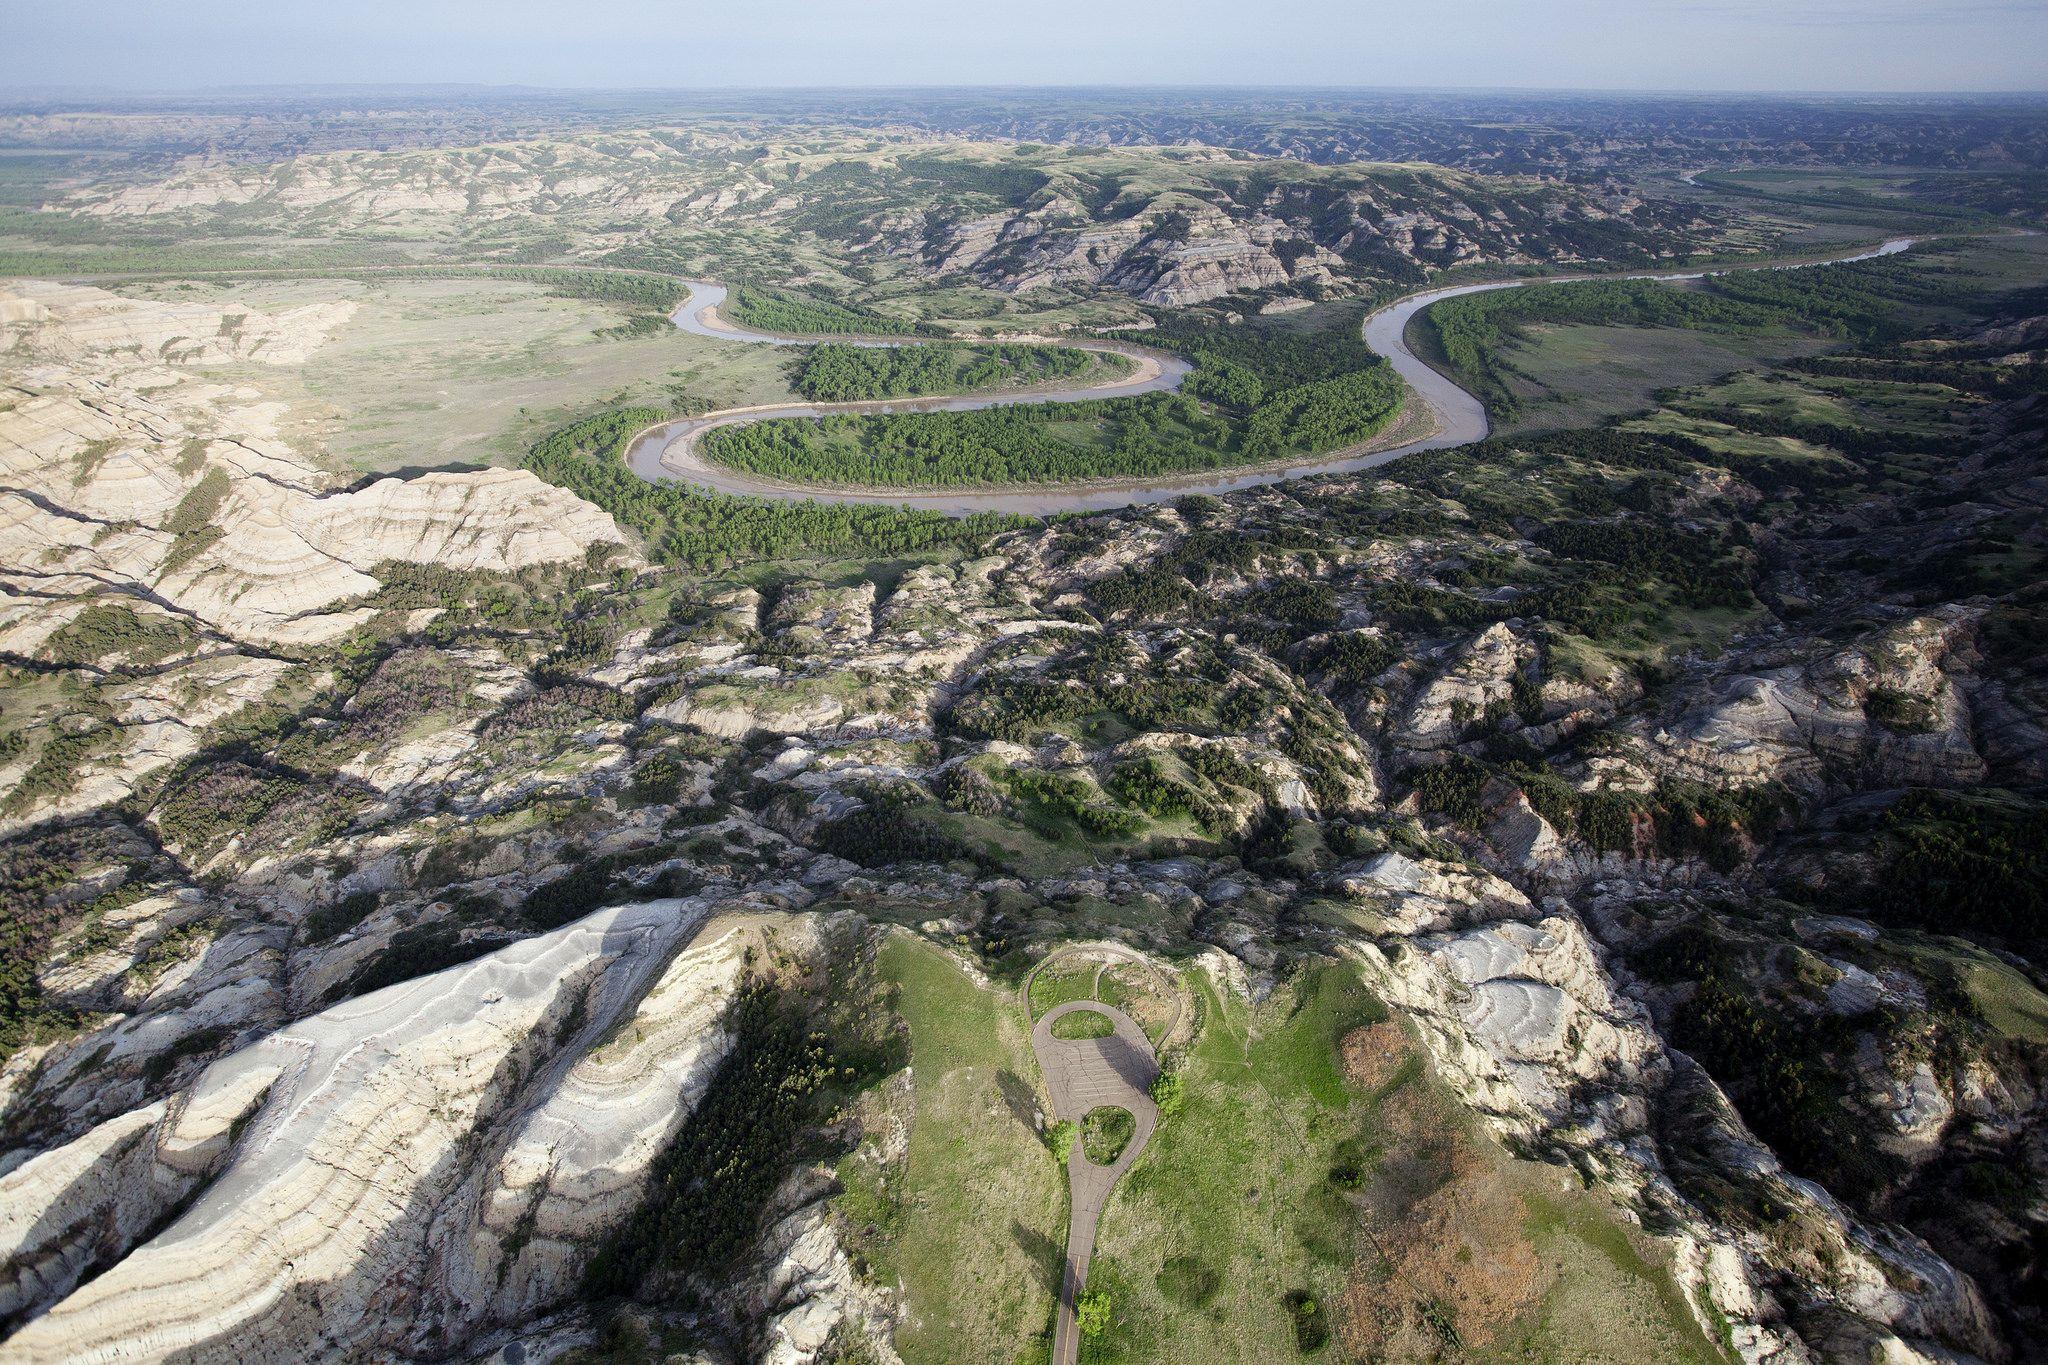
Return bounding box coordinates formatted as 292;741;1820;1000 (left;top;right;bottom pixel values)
4;0;2046;95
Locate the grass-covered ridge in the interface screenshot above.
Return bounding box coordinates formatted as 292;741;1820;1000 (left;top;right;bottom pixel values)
1076;964;1720;1363
831;934;1065;1365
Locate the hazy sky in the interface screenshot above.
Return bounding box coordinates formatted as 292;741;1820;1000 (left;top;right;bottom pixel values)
5;0;2047;95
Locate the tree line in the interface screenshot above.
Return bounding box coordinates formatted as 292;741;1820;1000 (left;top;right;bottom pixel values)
792;341;1099;401
521;407;1027;570
725;286;924;336
700;316;1406;489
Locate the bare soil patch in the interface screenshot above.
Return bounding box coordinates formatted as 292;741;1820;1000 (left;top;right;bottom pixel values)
1337;1028;1545;1359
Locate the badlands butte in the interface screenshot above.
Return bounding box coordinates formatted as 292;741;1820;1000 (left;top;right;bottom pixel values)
1;93;2047;1365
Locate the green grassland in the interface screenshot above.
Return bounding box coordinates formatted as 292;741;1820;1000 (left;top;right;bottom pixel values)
1027;956;1183;1043
1515;276;1966;435
1615;362;2013;542
1877;933;2048;1050
1029;961;1112;1016
1692;168;2037;233
1051;1011;1117;1041
1677;369;1972;436
1078;963;1722;1364
1080;963;1376;1363
915;754;1221;881
835;933;1066;1365
1491;322;1824;433
1420;235;2042;433
921;803;1197;882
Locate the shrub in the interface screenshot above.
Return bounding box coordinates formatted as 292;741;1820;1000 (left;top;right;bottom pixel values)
816;804;978;869
152;761;366;865
937;764;1004;817
1403;755;1491;830
585;983;832;1293
1009;770;1143;840
1308;631;1398;684
335;924;504;1002
0;826;134;1059
792;341;1094;401
523;408;1022;572
1576;790;1647;853
625;754;686;806
1871;790;2047;940
1107;759;1204;823
1075;1289;1112;1338
1287;1291;1331;1353
305;891;378;944
141;1023;235;1084
724;286;920;336
522;864;616;931
1184;745;1261;794
1082;1105;1136;1164
44;603;191;668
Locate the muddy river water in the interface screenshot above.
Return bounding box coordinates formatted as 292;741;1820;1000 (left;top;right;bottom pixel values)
625;239;1915;517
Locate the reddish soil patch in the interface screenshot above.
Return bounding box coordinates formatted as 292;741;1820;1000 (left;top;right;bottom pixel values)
1340;1021;1410;1093
1337;1043;1545;1358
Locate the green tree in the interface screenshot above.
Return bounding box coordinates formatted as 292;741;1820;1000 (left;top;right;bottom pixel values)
1047;1119;1077;1163
1076;1289;1112;1337
1149;1070;1186;1117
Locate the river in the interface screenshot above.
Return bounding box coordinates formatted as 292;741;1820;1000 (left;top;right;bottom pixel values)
625;239;1915;517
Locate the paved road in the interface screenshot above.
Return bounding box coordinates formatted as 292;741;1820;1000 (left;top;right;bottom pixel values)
627;238;1919;515
1019;940;1184;1045
1031;1000;1160;1365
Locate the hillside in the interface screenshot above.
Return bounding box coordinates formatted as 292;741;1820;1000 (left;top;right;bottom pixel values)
0;229;2044;1360
30;133;1745;311
0;87;2045;1365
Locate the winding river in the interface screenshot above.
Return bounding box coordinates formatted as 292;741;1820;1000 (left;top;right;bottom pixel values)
626;239;1916;516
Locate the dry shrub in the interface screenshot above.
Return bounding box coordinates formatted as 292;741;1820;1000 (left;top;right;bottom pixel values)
1337;1026;1546;1359
1341;1020;1409;1092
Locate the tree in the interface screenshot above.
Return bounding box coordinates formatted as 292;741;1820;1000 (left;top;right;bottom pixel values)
1149;1070;1185;1117
1076;1289;1112;1337
1047;1119;1077;1163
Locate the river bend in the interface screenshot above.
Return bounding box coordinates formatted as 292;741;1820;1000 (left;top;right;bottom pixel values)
626;240;1914;516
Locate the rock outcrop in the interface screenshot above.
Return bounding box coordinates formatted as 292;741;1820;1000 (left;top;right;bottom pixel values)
0;279;628;831
49;134;1726;310
1635;609;1989;794
0;900;802;1362
1352;859;2005;1365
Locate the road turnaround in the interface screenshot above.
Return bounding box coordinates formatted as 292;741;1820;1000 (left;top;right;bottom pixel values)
1020;940;1185;1046
626;239;1919;515
1032;1001;1160;1365
1022;942;1186;1365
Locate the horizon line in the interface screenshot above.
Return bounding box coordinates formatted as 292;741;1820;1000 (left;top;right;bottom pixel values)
6;81;2048;103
